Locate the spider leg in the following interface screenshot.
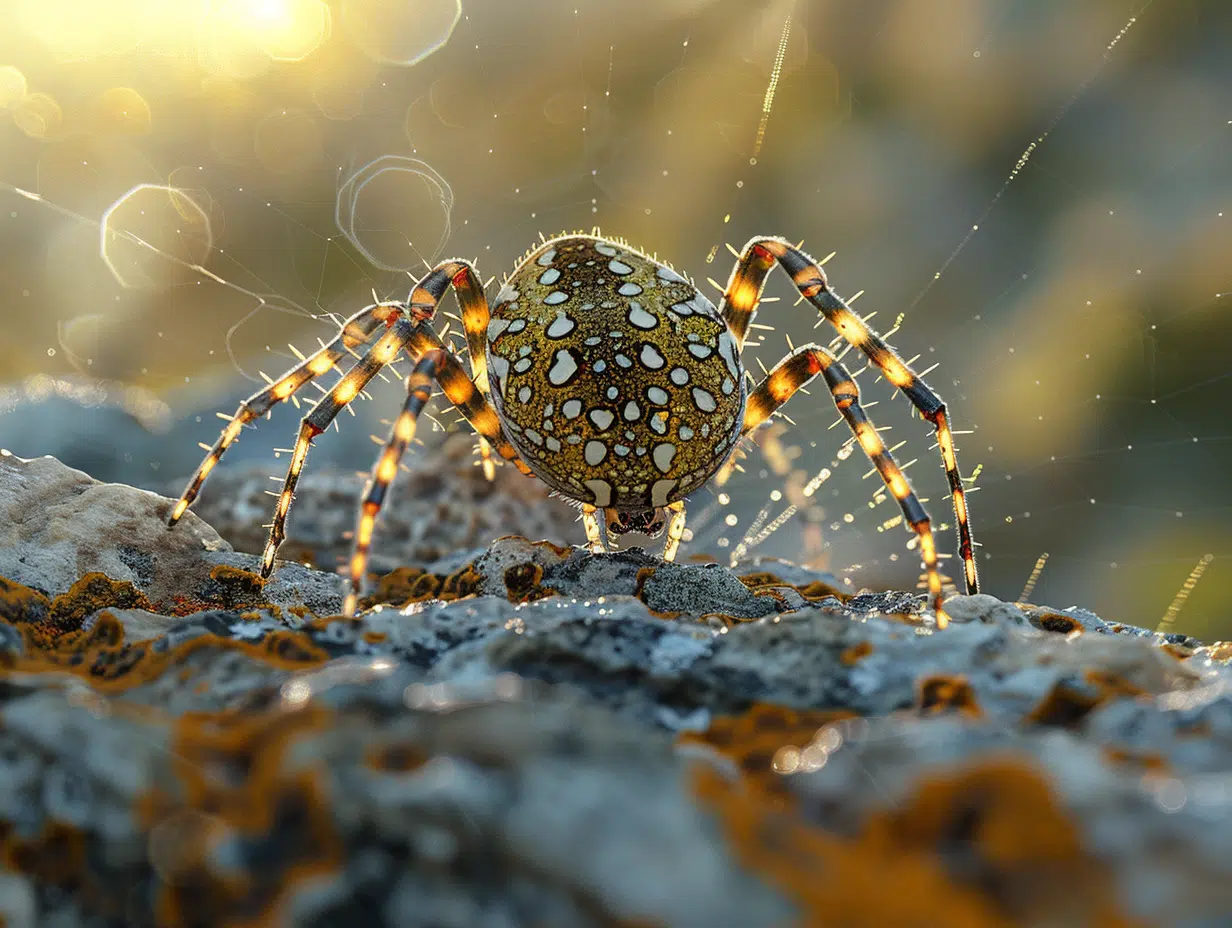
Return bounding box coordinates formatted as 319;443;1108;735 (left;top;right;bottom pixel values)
406;326;533;477
580;505;607;553
661;500;687;562
260;317;416;578
744;345;948;626
720;237;978;597
410;260;500;480
338;323;538;614
167;302;401;527
343;350;445;617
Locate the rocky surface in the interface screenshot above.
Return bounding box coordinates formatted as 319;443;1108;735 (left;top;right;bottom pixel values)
0;450;1230;926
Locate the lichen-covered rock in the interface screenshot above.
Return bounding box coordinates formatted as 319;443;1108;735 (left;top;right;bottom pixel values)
1;454;1231;926
0;450;342;618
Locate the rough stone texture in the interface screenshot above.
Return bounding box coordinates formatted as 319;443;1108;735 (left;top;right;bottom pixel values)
0;451;227;601
1;454;1231;926
169;432;580;574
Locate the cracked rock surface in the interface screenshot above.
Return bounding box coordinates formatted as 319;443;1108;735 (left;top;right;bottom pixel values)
0;451;1230;927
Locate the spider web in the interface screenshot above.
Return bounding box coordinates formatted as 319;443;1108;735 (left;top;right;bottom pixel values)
0;0;1228;637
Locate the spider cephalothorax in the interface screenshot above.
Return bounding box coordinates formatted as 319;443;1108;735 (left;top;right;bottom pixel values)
169;231;979;625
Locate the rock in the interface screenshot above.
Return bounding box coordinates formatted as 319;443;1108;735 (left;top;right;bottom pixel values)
0;450;340;618
1;453;1231;925
0;450;228;603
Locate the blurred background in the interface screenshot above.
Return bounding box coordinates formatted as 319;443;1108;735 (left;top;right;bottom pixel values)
0;0;1228;636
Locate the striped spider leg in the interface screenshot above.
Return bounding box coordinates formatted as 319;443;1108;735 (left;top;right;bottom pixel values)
169;256;533;605
259;316;420;577
343;350;444;617
338;259;532;616
743;346;949;625
167;300;404;529
719;236;980;603
413;259;502;480
342;325;533;617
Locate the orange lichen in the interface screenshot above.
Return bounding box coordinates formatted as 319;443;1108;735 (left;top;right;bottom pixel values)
361;562;484;612
503;562;556;603
207;564;270;610
840;641;874;665
1158;642;1194;661
1;820;87;888
39;573;151;643
633;567;657;597
10;613;329;692
0;574;51;626
1203;642;1232;663
438;563;483;599
1101;746;1169;772
736;571;787;590
689;720;1137;928
1025;681;1102;728
680;703;858;801
916;674;983;718
794;579;846;602
364;741;428;773
692;761;1016;927
1084;669;1148;701
0;819;129;919
1031;612;1083;635
365;566;439;608
135;704;343;926
1025;670;1146;729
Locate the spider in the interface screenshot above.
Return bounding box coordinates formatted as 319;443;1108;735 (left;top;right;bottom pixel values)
168;233;979;624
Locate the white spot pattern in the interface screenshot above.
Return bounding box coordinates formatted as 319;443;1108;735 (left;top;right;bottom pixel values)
639;344;665;369
626;302;657;330
548;349;578;385
652;443;677;474
546;314;575;338
691;388;716;412
651;478;679;506
584;440;608;466
585;478;613;506
716;331;741;380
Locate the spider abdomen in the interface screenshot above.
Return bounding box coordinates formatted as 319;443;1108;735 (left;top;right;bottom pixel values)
487;234;746;510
